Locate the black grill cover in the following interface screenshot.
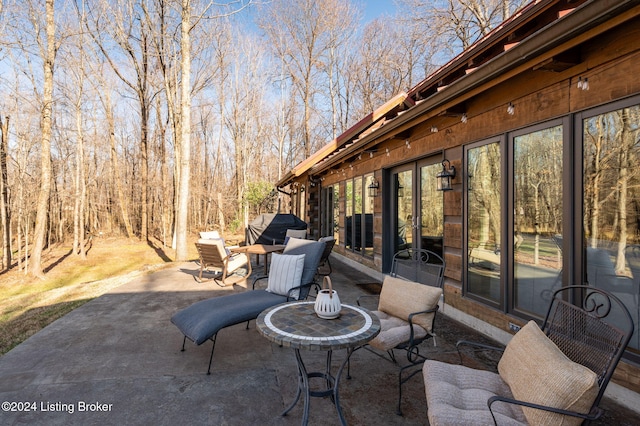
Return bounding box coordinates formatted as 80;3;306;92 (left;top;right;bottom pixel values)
246;214;307;245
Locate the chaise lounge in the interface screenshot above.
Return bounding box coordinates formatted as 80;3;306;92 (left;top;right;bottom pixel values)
171;238;325;374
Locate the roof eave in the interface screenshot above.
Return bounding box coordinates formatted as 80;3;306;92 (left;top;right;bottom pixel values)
309;0;640;174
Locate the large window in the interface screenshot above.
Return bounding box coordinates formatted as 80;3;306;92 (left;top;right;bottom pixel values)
513;125;563;317
321;185;339;242
466;141;502;305
345;175;374;257
464;99;640;358
582;102;640;352
334;185;340;243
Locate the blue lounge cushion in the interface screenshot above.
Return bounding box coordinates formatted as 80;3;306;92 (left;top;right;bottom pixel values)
171;290;287;345
171;238;326;373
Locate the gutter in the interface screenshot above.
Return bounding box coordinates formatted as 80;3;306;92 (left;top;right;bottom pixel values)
309;0;640;175
276;92;411;188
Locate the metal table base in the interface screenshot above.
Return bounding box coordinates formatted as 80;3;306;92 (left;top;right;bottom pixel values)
282;348;354;426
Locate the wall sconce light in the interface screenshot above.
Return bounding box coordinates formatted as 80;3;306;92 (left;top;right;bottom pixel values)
386;148;390;156
431;126;439;133
577;77;589;91
507;102;515;115
405;139;411;149
368;179;380;198
461;113;468;123
436;159;456;191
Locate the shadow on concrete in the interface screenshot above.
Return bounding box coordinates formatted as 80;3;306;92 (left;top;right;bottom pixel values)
0;259;637;425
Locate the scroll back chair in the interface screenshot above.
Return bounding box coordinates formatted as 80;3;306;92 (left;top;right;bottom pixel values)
424;285;634;425
391;248;445;288
356;249;445;415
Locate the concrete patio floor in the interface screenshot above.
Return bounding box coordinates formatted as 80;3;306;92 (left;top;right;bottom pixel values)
1;256;639;425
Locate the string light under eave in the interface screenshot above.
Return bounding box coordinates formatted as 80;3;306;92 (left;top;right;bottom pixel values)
577;76;589;91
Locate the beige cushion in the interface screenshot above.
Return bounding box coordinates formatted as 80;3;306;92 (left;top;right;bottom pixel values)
199;231;221;239
378;276;442;332
267;253;305;298
498;321;599;426
368;311;428;351
225;252;248;274
286;229;307;239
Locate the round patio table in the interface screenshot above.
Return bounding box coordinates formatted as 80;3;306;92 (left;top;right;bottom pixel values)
256;301;380;426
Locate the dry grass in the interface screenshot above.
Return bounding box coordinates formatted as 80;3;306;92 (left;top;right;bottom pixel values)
0;236;198;355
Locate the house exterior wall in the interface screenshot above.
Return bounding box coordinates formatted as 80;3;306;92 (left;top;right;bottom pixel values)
296;8;640;395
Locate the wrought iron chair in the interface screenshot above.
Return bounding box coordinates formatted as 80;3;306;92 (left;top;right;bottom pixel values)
391;248;445;289
357;249;445;415
424;285;634;425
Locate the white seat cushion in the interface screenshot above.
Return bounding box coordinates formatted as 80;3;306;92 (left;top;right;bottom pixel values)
199;231;221;239
368;310;428;351
226;253;248;274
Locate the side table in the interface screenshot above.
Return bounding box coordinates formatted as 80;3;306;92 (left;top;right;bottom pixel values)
256;301;380;426
230;244;285;275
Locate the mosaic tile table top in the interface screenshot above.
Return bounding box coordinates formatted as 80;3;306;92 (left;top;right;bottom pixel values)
256;301;381;351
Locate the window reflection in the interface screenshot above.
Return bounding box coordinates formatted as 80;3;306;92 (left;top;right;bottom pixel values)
584;105;640;351
364;174;375;257
467;142;501;303
344;175;374;257
346;180;353;249
333;185;339;244
513;126;563;316
421;164;444;256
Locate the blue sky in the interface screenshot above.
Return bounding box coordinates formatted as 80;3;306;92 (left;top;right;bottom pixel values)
362;0;398;22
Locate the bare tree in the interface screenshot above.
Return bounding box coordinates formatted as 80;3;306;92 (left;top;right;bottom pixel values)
174;0;192;261
0;115;9;270
29;0;57;278
86;0;154;241
398;0;526;58
259;0;357;159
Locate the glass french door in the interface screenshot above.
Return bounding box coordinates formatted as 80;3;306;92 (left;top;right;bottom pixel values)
391;159;444;258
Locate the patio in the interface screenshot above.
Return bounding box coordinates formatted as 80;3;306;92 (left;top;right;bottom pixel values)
0;256;637;425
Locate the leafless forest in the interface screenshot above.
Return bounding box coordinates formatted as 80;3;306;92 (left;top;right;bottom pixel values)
0;0;524;276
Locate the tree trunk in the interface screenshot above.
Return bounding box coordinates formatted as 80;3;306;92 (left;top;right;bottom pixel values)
175;0;191;261
29;0;55;278
105;90;134;238
615;109;631;274
0;115;10;271
76;98;87;259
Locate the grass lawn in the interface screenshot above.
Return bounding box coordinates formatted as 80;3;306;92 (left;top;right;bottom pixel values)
0;236;199;355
